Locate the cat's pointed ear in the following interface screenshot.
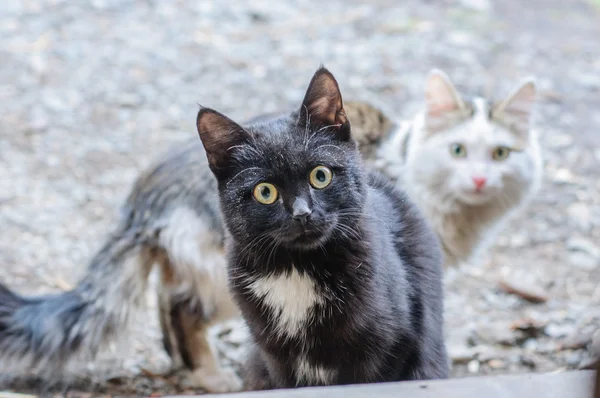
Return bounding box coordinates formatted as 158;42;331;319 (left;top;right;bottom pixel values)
196;107;250;177
424;69;466;118
298;66;351;141
492;77;537;135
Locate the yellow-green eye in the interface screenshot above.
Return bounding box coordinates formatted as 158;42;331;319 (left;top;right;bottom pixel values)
492;146;511;161
309;166;333;189
450;143;467;158
253;183;278;205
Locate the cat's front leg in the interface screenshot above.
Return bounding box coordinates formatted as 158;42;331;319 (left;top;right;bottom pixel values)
407;342;450;381
241;345;275;391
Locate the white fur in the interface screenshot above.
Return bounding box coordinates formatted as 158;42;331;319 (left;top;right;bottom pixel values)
157;206;243;392
374;75;543;268
159;206;239;323
295;356;336;385
248;268;323;339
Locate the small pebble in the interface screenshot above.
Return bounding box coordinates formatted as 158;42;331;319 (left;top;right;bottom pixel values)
467;360;481;373
487;359;506;369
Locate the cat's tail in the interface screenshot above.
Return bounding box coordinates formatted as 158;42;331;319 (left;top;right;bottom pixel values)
0;222;154;378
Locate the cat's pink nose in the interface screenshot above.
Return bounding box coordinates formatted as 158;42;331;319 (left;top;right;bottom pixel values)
472;176;487;190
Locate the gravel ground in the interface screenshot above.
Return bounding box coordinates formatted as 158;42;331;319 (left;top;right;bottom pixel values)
1;0;600;396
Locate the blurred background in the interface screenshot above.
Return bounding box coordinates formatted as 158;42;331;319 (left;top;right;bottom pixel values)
1;0;600;396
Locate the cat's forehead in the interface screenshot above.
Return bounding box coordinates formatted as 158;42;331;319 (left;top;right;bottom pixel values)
442;97;519;146
465;97;495;133
238;116;350;172
248;116;313;152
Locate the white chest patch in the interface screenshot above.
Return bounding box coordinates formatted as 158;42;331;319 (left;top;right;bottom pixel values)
295;356;336;385
248;268;323;338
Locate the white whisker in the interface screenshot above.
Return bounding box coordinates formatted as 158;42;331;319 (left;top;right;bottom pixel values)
228;167;262;185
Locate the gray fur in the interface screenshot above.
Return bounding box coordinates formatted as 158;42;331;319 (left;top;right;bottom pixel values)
0;88;438;391
0;140;233;385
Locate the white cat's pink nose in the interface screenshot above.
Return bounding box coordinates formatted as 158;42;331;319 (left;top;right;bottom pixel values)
472;176;487;190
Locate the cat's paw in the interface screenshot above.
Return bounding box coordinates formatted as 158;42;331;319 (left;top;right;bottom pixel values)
189;367;244;393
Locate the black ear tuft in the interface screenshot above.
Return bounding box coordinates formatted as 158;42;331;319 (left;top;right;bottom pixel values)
196;107;250;178
298;66;351;141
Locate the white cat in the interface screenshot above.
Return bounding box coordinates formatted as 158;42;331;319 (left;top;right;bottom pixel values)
365;70;544;268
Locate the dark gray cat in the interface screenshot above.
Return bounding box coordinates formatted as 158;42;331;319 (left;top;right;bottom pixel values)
0;66;447;393
197;66;449;390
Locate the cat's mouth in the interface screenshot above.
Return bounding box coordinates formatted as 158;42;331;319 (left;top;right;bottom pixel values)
459;189;493;205
278;223;335;250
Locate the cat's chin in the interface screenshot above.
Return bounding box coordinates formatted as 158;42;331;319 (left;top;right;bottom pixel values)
457;191;494;206
281;226;334;251
285;238;328;251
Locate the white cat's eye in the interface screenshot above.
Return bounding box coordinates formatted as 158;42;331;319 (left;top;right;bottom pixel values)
309;166;333;189
492;146;511;161
253;182;278;205
449;143;467;158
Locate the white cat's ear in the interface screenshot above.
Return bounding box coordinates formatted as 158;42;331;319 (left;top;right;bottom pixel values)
424;69;466;118
196;107;250;178
299;66;351;141
493;77;537;135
